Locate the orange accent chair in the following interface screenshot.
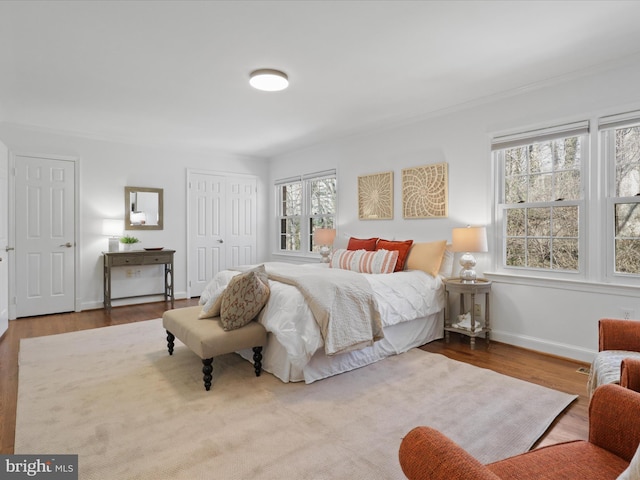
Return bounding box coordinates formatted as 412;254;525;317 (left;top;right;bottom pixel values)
398;384;640;480
588;318;640;396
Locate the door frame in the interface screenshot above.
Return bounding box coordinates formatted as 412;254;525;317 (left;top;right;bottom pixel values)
185;168;257;299
8;152;81;319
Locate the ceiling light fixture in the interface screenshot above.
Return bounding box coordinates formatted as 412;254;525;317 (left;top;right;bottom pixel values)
249;69;289;92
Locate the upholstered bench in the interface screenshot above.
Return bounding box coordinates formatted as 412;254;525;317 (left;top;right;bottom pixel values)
162;306;268;391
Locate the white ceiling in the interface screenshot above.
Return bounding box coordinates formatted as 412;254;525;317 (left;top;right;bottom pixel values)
2;0;640;158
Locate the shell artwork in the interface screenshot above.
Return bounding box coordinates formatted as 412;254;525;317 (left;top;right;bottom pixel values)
402;162;448;218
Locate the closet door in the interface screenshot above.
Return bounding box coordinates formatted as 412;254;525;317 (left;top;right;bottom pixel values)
226;176;257;268
187;171;257;298
0;140;7;334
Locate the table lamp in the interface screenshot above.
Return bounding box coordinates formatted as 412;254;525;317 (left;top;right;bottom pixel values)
102;219;124;252
314;228;336;263
451;226;488;283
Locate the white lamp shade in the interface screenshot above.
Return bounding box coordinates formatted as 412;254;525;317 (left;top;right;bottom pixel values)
451;226;488;253
314;228;336;246
102;219;124;237
249;69;289;91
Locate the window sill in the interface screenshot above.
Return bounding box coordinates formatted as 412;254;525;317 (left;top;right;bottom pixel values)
484;271;640;296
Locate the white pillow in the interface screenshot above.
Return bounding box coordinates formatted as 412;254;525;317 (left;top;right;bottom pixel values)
438;245;454;278
617;442;640;480
198;270;240;317
330;248;398;274
199;285;225;319
199;276;224;306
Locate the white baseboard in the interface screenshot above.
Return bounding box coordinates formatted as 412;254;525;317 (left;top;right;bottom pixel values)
491;329;596;364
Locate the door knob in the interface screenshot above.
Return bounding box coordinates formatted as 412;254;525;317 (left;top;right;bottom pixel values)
217;239;224;244
5;246;14;252
59;242;73;248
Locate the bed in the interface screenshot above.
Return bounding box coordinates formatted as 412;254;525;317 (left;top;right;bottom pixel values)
200;240;452;384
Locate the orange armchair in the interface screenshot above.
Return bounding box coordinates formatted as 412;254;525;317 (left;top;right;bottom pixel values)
589;318;640;395
399;384;640;480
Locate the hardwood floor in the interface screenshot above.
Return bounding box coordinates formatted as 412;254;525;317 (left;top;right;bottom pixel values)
0;301;589;455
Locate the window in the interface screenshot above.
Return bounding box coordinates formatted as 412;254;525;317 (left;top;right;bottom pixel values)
600;113;640;277
493;122;588;275
276;170;336;254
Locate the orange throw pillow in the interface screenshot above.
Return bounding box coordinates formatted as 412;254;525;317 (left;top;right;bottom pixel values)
347;237;379;251
376;239;414;272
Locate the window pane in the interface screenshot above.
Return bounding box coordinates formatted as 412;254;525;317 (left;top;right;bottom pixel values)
529;142;553;174
527;207;550;237
505;147;527;176
616;127;640;197
506;238;526;266
615;202;640;274
505;176;527;204
279;218;286;250
552;239;579;271
527;238;550;268
310;177;336;215
281;183;302;216
281;218;300;251
506;208;525;236
615;203;640;237
554;170;580;201
552;206;578;237
528;173;552;202
615;239;640;274
553;137;581;170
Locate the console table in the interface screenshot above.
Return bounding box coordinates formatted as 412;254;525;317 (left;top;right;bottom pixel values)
103;250;175;311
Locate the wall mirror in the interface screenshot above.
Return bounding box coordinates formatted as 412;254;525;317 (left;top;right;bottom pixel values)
124;186;163;230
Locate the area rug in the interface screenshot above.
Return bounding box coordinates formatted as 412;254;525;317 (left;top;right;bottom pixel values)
15;319;576;480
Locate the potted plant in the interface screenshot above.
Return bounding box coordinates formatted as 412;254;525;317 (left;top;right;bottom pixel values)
119;235;140;251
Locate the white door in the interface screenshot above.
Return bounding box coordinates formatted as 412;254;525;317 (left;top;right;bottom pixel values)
187;171;257;298
14;155;76;317
0;141;8;336
189;173;226;298
226;177;257;267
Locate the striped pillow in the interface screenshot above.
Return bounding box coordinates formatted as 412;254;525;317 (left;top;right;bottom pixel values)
330;248;399;274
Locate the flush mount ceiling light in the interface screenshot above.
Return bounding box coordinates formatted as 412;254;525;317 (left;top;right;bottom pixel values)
249;68;289;92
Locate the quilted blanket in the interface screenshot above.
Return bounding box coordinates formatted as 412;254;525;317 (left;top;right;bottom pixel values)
264;263;384;356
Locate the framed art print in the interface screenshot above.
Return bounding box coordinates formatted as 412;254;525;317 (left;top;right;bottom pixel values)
358;171;393;220
402;162;448;218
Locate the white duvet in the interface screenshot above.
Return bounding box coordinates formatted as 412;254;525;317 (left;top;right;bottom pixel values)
206;263;445;372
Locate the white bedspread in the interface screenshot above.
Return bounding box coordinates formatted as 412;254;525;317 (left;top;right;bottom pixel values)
265;263;383;356
213;262;445;372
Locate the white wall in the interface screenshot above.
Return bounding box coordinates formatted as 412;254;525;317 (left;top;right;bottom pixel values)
268;60;640;363
0;123;270;311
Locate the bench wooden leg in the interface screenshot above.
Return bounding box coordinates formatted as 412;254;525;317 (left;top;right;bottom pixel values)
202;358;214;391
166;331;175;355
253;346;263;377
